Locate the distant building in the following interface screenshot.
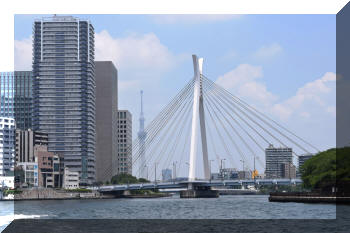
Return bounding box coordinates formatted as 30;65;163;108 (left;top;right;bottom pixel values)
63;167;79;189
32;15;96;185
15;129;48;163
16;161;39;187
0;117;16;176
219;168;239;180
117;110;132;175
35;145;63;188
95;61;118;182
237;170;252;180
282;163;297;179
298;154;314;177
162;168;172;181
265;144;293;179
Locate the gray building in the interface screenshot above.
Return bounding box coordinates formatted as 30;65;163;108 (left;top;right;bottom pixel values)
298;154;314;177
14;71;33;130
95;61;118;182
265;144;293;179
32;15;96;185
15;129;48;163
117;110;132;175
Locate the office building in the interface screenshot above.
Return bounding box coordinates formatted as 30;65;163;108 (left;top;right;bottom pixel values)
117;110;132;175
162;168;172;182
35;145;63;188
282;163;296;179
15;129;48;163
95;61;118;182
219;168;239;180
0;117;16;176
63;167;79;189
1;71;33;129
265;144;293;179
298;154;314;174
32;15;96;185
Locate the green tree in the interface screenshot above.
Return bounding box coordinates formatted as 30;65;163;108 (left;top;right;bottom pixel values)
301;148;336;190
110;173;139;185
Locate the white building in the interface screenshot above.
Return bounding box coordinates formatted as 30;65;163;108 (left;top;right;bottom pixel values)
0;117;16;176
17;162;39;187
0;176;14;189
63;167;79;189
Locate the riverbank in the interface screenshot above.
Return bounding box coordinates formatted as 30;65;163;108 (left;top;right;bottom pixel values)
269;192;350;204
0;188;172;201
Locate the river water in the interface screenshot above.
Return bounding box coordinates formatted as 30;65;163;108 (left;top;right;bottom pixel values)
0;195;337;231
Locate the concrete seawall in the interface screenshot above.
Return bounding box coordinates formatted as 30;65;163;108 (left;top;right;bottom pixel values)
269;192;350;204
11;188;102;201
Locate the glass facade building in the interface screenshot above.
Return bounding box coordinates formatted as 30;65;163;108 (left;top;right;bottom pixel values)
1;71;33;130
32;15;96;185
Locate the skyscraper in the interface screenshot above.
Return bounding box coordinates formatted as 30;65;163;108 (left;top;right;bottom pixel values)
117;110;132;175
138;91;147;178
95;61;118;182
32;15;96;185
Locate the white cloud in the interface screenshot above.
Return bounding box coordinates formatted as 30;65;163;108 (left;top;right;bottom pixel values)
151;14;242;24
271;72;336;121
95;30;181;74
216;64;277;107
14;36;32;70
253;43;283;60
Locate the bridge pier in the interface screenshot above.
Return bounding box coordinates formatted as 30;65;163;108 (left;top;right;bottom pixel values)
180;182;219;198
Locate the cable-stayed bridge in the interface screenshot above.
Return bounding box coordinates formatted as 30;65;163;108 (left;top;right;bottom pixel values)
98;55;317;197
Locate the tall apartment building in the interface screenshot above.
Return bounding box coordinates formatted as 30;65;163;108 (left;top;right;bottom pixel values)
32;15;96;185
95;61;118;182
0;71;33;130
0;117;16;176
117;110;132;175
15;129;48;163
265;144;293;179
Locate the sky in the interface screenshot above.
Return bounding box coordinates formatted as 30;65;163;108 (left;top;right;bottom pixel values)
14;14;336;175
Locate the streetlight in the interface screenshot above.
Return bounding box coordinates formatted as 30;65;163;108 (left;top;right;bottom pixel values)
209;159;214;182
173;161;177;183
154;162;158;184
144;165;148;181
220;159;226;180
240;159;245;179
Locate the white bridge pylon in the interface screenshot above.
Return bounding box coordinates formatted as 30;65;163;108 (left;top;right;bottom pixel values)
188;55;210;181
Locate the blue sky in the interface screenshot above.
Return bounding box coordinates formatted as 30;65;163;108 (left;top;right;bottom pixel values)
14;14;336;175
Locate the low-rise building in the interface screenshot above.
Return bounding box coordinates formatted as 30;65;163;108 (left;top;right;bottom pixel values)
63;167;79;189
35;145;63;188
0;176;14;189
16;162;39;187
162;168;172;181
